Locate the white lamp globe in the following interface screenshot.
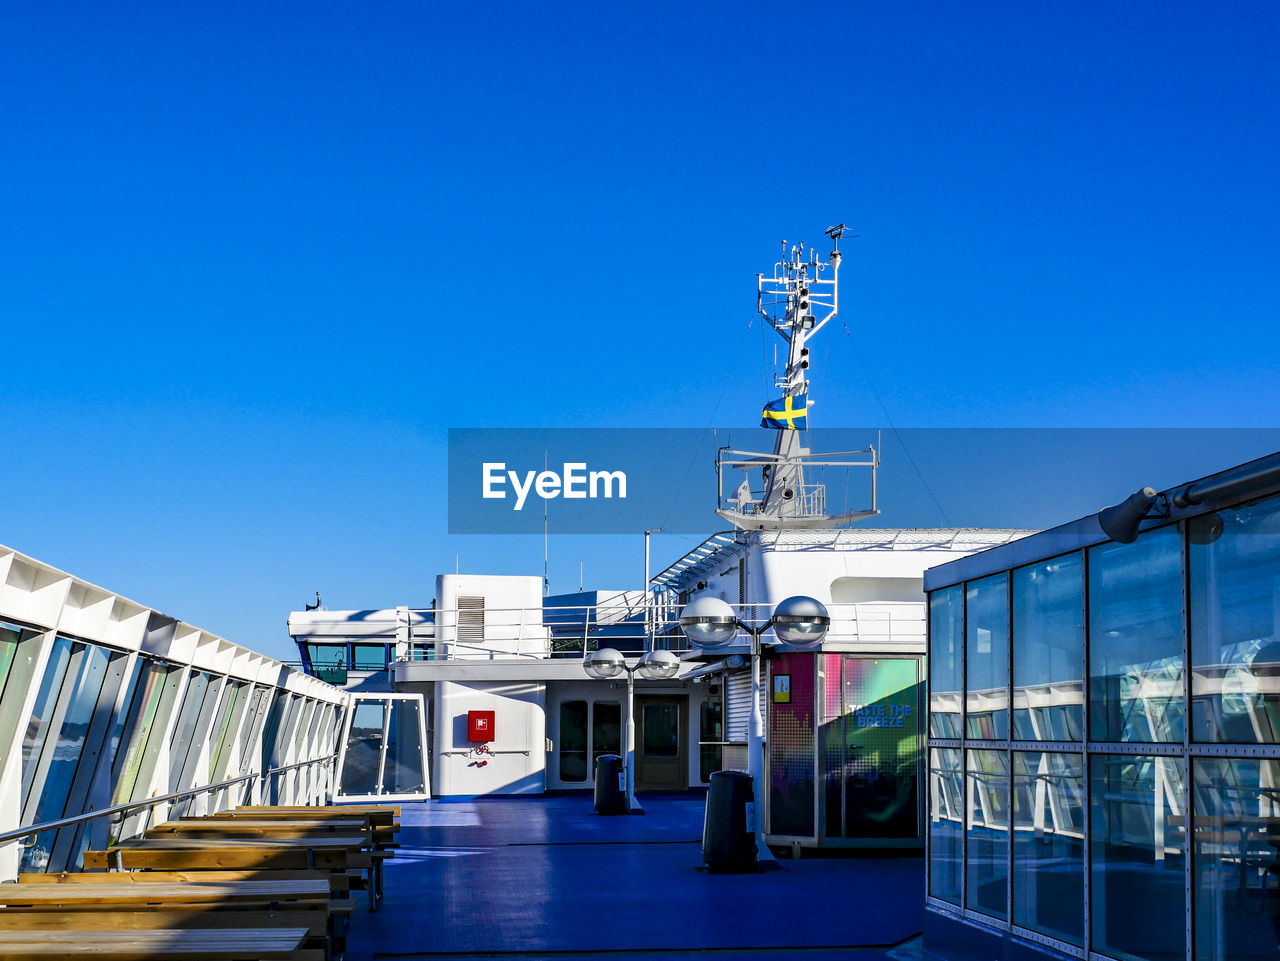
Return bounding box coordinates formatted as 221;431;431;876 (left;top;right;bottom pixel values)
636;649;680;680
679;596;738;648
772;595;830;648
583;647;627;679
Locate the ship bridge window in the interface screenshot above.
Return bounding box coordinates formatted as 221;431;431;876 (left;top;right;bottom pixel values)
352;644;388;671
306;643;348;684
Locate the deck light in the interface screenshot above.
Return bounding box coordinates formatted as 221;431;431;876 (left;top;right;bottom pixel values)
678;596;738;648
582;647;683;813
583;647;626;679
771;596;830;648
678;594;833;867
636;649;679;680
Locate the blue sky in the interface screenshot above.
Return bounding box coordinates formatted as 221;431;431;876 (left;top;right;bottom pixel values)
3;1;1279;660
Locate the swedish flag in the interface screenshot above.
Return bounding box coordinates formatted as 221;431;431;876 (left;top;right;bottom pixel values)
760;393;810;430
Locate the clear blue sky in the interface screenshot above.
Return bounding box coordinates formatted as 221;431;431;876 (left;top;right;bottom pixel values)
3;1;1278;660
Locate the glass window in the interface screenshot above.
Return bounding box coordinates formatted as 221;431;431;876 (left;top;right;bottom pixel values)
339;699;385;795
1190;494;1280;742
1089;526;1184;742
1090;753;1187;961
381;699;425;794
305;643;347;685
699;692;723;783
929;585;963;738
352;644;388;670
1011;751;1084;945
1012;554;1084;741
928;747;963;905
592;701;621;764
966;748;1009;919
966;574;1009;740
1192;757;1280;960
559;700;588;782
643;703;679;758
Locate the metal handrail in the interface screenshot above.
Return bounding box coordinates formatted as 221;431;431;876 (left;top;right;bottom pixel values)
0;752;341;847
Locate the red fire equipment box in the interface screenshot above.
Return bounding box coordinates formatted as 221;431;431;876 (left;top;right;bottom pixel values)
468;710;495;743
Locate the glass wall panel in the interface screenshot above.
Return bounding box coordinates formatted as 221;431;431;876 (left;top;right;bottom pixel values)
1089;526;1184;742
1011;751;1084;945
339;699;385;794
966;574;1009;740
0;623;25;702
592;701;621;764
929;746;963;904
1192;757;1280;961
21;643;118;872
111;662;179;804
966;748;1009;919
210;680;249;779
1013;554;1084;741
381;699;426;794
841;656;921;838
930;585;964;738
559;700;588;781
1190;494;1280;742
238;687;270;774
1090;753;1187;961
168;671;213;786
20;635;74;796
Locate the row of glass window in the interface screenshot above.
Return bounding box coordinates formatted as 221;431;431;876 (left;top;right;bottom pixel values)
930;748;1280;961
929;492;1280;744
0;624;343;873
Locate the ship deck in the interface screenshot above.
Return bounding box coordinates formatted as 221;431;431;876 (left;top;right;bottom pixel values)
344;794;929;960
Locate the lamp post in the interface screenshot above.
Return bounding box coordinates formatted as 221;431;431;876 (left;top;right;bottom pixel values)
582;648;680;813
679;595;830;863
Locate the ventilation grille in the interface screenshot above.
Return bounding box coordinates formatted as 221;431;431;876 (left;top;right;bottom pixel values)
457;595;485;643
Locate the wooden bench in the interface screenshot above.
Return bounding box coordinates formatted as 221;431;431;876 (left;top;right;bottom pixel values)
3;876;344;958
20;869;351;899
0;927;311;959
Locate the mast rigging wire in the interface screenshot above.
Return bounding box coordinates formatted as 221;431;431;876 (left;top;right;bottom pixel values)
839;318;952;526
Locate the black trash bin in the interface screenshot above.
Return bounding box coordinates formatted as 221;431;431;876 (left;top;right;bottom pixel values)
702;770;757;872
594;754;627;815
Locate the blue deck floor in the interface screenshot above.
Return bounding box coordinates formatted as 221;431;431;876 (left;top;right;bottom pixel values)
344;794;934;961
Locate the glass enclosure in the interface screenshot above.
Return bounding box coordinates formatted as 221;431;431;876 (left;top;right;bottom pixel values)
928;490;1280;961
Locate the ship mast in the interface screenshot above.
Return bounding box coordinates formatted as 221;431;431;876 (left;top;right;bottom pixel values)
715;225;879;531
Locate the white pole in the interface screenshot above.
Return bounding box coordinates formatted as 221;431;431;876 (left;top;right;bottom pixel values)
747;630;774;862
625;668;642;813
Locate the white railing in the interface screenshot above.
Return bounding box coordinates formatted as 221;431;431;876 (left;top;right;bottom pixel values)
399;599;928;661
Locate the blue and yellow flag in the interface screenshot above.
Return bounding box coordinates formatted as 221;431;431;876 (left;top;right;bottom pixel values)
760;393;810;430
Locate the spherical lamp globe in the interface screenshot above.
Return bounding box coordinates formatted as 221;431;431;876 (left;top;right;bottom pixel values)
636;649;680;680
583;647;627;679
679;596;738;648
772;595;830;649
